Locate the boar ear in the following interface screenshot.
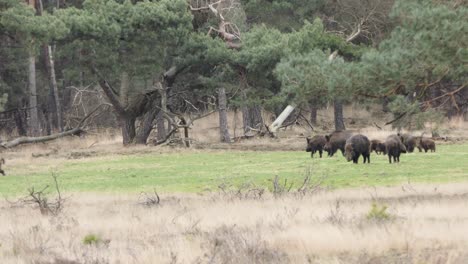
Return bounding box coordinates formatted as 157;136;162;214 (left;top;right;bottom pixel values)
306;137;310;143
325;135;330;141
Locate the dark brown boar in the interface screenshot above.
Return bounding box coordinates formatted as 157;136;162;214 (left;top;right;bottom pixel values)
344;134;371;164
398;133;420;152
370;139;386;155
0;158;4;176
324;131;353;157
306;135;327;158
385;135;407;163
419;137;436;152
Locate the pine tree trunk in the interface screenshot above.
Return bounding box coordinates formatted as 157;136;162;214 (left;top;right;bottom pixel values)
242;104;250;134
120;116;136;145
241;89;251;135
242;105;263;135
45;45;63;131
120;71;129;107
310;103;318;124
334;99;346;131
218;88;231;143
14;110;27;136
28;53;40;136
250;105;263;130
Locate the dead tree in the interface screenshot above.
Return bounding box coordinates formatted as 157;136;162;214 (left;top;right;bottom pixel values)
7;173;65;215
154;108;217;147
189;0;242;49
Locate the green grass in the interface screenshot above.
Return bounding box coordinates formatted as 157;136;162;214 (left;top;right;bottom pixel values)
1;144;468;196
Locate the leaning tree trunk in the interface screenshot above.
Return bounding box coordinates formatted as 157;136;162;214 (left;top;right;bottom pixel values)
155;111;166;141
28;52;40;136
135;107;158;144
218;88;231;143
334;99;346;131
45;45;63;132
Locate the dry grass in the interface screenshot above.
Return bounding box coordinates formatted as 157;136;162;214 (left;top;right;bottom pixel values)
1;183;468;263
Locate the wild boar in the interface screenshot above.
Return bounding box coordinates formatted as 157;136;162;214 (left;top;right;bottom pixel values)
385;135;407;163
370;139;386;155
306;135;327;158
324;130;353;157
344;134;371;164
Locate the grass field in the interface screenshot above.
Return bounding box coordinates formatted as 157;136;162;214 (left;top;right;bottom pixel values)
2;141;468;263
1;143;467;196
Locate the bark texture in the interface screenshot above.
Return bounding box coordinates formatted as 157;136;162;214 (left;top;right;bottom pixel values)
218;88;231;143
120;71;129;107
242;105;263;134
156;85;167;141
156;111;167;141
28;53;40;136
120;116;136;145
310;103;318;124
334;99;346;131
135;107;158;144
45;45;63;131
90;66;160;145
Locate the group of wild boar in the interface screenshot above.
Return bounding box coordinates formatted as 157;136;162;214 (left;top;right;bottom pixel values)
306;131;436;164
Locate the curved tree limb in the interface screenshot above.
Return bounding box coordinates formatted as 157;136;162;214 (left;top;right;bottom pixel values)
89;65;127;116
384;112;407;126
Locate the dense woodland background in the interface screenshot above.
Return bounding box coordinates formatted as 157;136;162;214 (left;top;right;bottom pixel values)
0;0;466;145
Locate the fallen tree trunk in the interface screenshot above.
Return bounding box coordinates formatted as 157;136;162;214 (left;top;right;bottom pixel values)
0;128;84;149
0;104;104;149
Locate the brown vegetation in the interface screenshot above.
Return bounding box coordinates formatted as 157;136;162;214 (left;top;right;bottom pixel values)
2;184;468;263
